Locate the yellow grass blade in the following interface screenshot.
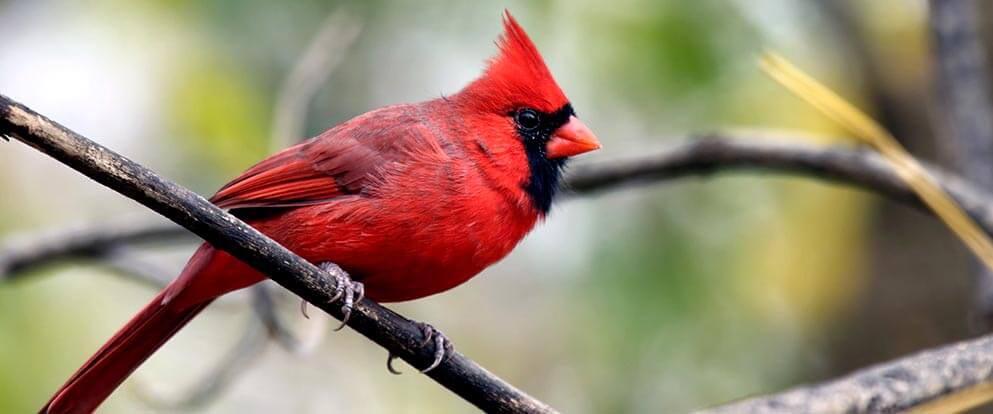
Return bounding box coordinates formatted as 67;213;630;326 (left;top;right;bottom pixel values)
759;51;993;282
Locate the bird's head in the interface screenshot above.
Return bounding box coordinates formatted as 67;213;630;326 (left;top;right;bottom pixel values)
456;11;600;213
459;11;600;160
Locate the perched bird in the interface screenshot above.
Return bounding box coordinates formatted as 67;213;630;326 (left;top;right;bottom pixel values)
41;11;599;414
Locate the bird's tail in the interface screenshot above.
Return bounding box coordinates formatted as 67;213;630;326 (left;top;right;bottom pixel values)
40;244;257;414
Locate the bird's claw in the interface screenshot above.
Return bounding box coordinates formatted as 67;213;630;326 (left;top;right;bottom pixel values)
299;299;310;319
317;262;364;331
386;321;453;374
416;322;453;373
313;262;449;373
386;353;403;375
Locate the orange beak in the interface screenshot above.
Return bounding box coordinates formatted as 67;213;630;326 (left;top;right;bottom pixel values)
546;116;601;159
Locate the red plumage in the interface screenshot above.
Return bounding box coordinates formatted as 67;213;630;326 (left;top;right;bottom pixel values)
41;11;599;414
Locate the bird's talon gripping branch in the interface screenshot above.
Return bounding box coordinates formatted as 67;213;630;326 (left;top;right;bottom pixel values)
335;280;364;330
384;322;452;375
318;262;364;331
417;322;452;373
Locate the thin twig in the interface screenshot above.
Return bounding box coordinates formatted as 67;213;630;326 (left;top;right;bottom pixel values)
0;219;189;279
0;94;558;414
269;11;362;151
99;246;177;287
251;283;306;352
134;284;314;410
132;315;270;411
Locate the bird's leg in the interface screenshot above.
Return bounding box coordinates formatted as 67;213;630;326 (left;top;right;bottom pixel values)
314;262;364;330
386;321;454;374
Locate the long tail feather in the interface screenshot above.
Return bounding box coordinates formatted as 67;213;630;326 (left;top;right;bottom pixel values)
40;244;253;414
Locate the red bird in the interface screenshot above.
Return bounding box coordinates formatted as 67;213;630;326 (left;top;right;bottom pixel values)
42;11;599;414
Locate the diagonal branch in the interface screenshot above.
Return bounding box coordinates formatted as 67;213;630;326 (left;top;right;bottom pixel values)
136;9;364;408
697;332;993;414
0;94;557;414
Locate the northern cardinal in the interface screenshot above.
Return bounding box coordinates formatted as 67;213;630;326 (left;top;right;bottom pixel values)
41;11;599;414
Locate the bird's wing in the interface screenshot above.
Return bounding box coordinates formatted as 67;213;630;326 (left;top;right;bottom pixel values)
210;106;432;210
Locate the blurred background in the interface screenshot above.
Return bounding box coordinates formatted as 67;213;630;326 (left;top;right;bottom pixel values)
0;0;980;413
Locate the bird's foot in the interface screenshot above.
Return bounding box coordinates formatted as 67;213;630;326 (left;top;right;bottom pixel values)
387;321;453;375
312;261;364;330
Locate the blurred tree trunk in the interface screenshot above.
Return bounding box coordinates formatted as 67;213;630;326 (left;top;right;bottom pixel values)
928;0;993;326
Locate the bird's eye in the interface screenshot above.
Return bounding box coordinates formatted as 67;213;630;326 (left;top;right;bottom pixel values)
514;108;541;131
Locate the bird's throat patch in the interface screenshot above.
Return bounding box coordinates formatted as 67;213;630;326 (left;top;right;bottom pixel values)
516;104;573;214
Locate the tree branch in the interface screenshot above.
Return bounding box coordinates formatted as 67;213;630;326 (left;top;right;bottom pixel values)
0;94;557;414
566;133;993;235
98;245;180;287
928;0;993;323
0;218;189;279
928;0;993;189
697;332;993;414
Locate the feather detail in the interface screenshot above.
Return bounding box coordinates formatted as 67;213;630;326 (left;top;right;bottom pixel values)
457;11;569;114
210;105;432;210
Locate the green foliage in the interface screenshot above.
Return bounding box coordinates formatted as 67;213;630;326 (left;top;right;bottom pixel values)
165;56;270;175
589;1;755;106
